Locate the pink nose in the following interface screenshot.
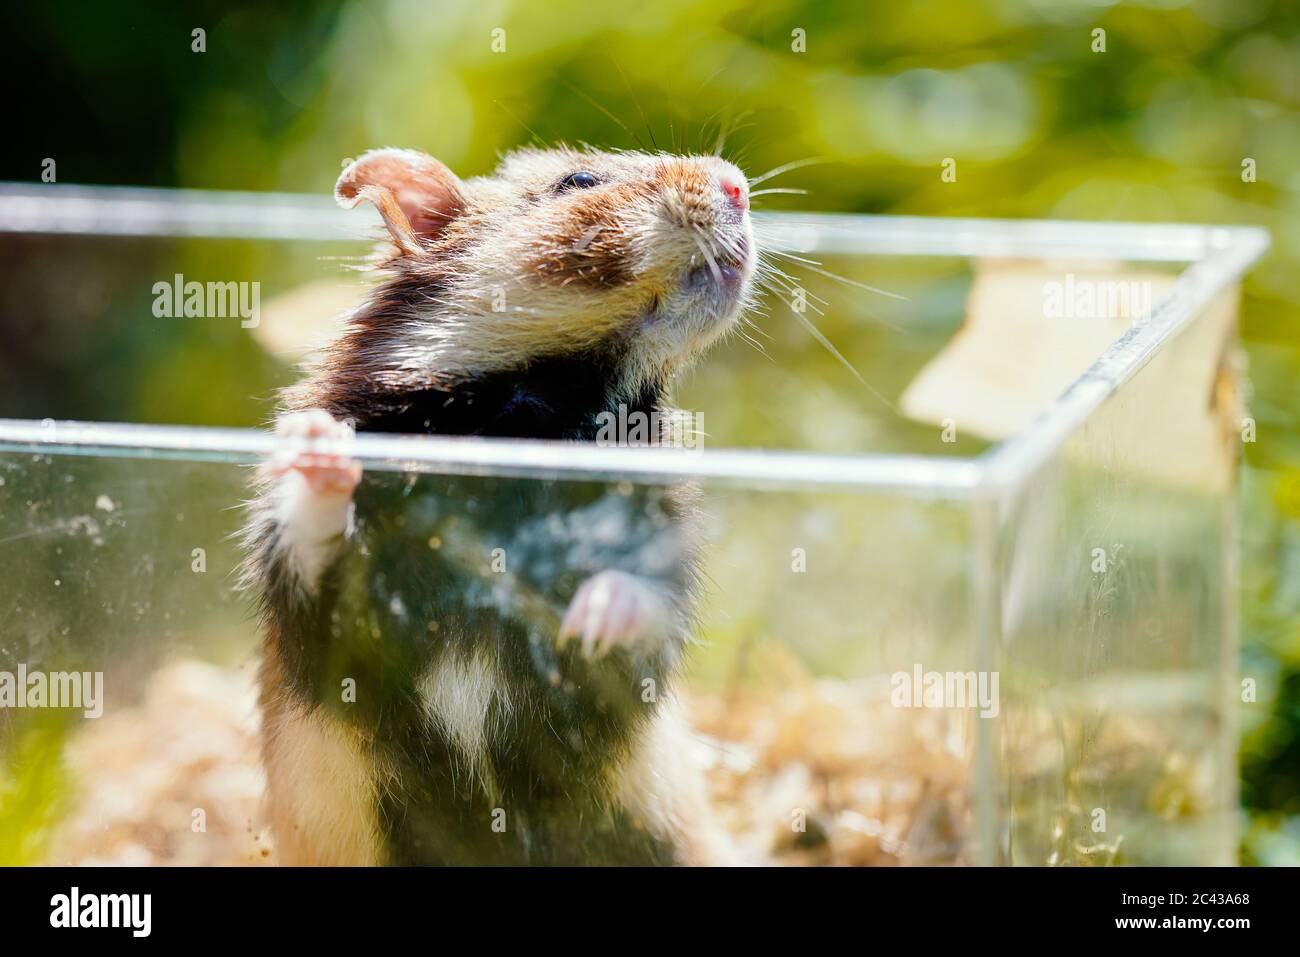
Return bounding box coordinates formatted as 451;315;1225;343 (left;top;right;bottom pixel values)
719;175;748;210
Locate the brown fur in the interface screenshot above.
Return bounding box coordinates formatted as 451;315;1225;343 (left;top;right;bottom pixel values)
286;146;756;403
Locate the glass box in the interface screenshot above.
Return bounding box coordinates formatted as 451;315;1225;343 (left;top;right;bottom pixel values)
0;184;1269;865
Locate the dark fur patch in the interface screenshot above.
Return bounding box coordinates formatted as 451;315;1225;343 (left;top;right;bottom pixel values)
256;338;699;864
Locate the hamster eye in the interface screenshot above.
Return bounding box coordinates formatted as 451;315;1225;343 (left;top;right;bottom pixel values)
558;171;599;190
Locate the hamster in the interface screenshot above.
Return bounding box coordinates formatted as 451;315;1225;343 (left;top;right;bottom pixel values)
242;145;755;865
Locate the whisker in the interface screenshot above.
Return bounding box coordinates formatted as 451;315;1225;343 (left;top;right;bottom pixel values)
761;249;822;265
759;277;828;318
561;81;646;151
712;110;754;158
732;323;769;358
721;127;759;167
759;246;910;303
696;67;727;97
758;262;832;307
749;188;809;197
748;157;826;187
711;121;727;157
777;258;909;301
776;297;897;411
689;227;723;284
756;246;908;330
492;99;547;149
611;58;658;152
742;309;772;334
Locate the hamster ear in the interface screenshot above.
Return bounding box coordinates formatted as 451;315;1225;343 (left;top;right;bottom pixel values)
335;148;465;256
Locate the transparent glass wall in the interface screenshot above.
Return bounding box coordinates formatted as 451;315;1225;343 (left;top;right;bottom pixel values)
0;450;981;866
0;196;1264;866
990;285;1241;866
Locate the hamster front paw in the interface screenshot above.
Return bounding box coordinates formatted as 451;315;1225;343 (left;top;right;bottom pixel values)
265;409;361;496
558;570;671;660
262;410;361;589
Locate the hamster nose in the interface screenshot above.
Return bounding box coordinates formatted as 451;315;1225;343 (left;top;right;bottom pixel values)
719;175;748;211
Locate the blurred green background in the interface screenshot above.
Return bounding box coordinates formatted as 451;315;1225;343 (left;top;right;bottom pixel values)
4;0;1298;863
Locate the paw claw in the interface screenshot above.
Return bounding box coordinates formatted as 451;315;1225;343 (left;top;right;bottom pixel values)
266;410;361;497
560;570;667;660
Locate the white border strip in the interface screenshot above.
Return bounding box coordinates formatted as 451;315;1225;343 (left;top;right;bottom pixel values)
0;419;982;496
0;182;1247;261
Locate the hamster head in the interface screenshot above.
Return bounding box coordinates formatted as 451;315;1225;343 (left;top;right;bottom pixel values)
332;145;756;399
